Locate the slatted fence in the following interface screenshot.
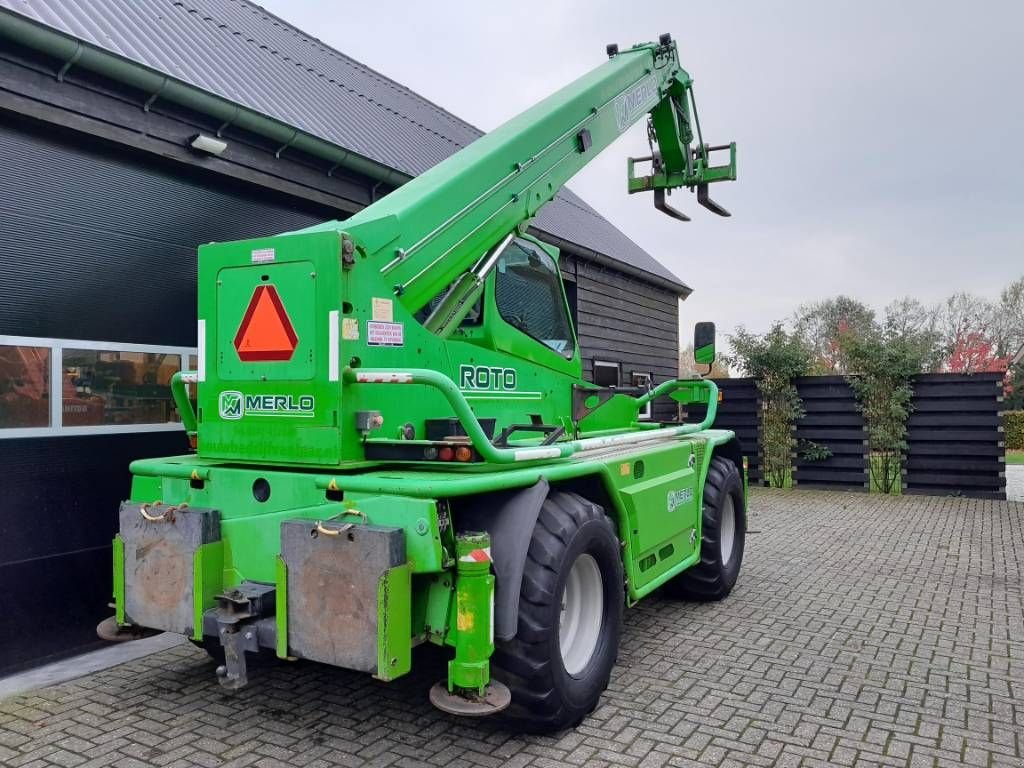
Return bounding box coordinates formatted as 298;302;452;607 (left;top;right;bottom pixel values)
681;372;1005;499
792;376;869;491
903;372;1005;499
684;377;762;485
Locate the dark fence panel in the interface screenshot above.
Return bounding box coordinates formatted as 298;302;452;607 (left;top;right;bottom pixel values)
904;373;1006;499
792;376;869;491
684;378;762;485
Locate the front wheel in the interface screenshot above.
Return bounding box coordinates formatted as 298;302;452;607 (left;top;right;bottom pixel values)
492;491;623;733
665;456;746;601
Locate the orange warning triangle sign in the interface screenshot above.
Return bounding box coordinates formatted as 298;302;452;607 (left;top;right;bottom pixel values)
234;285;298;361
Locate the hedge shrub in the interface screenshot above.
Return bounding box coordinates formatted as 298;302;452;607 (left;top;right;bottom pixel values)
1006;411;1024;450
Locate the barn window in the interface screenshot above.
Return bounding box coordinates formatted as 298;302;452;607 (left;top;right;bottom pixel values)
593;360;620;387
62;349;181;427
632;371;653;420
0;345;51;428
0;336;195;438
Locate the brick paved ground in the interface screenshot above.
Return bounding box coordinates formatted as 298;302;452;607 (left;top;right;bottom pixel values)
2;489;1022;768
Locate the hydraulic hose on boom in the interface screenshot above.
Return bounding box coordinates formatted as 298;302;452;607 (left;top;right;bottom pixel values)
290;33;735;318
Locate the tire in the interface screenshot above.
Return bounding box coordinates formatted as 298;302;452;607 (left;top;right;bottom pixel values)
492;491;623;733
666;455;745;600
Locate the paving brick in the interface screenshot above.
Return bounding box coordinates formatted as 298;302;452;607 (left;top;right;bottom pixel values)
0;490;1021;767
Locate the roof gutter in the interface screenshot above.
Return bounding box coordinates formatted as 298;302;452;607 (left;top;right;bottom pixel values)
0;9;410;189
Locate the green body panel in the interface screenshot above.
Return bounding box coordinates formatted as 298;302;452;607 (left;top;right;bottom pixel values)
610;441;700;590
113;535;125;625
192;542;223;640
275;556;288;658
198;230;343;465
376;564;412;681
118;34;740;690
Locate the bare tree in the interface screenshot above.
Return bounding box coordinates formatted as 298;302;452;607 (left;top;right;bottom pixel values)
939;292;995;355
883;297;943;371
792;296;875;373
997;275;1024;358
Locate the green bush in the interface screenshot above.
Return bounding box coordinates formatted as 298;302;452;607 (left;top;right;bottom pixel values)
1006;411;1024;450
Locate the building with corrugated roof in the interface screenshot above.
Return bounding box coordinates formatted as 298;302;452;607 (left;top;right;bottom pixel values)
0;0;686;671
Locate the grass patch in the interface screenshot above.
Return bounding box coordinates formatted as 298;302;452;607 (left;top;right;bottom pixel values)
1007;450;1024;465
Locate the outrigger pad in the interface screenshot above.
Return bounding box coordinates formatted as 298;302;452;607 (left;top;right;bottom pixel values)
280;521;406;674
119;502;220;635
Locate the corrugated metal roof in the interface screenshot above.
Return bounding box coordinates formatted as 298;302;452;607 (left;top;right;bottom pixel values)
0;0;688;291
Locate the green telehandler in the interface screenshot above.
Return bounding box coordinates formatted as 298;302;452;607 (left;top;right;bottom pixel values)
105;33;742;731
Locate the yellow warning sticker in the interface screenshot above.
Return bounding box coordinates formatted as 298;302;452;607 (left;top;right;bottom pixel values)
342;317;360;340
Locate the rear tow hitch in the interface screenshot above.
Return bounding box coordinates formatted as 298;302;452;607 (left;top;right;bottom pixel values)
208;583;276;690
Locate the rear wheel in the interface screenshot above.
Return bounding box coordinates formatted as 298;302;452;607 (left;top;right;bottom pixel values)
492;491;623;733
666;456;745;600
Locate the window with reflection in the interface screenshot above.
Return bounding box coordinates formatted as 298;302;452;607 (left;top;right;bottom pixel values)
0;346;50;428
494;239;576;358
62;349;180;426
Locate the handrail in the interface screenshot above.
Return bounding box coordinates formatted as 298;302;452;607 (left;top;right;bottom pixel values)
344;368;718;464
170;371;198;439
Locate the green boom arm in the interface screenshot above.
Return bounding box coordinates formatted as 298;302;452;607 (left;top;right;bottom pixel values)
290;34;735;315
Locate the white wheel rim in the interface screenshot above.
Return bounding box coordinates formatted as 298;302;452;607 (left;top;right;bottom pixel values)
559;553;604;676
720;494;736;566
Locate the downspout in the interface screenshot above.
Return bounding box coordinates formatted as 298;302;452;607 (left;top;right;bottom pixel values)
0;9;410;189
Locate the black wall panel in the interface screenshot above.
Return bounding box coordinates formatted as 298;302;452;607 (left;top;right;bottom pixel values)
0;432;186;674
0;120;331;345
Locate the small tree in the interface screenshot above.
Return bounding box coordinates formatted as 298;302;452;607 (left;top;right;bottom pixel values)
1005;357;1024;411
729;324;811;488
841;314;934;494
946;332;1009;373
793;296;876;373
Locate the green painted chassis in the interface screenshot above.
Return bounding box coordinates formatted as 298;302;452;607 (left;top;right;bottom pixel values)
115;372;744;690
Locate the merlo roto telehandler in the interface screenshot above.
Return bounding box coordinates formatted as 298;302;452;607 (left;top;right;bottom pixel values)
105;33;743;731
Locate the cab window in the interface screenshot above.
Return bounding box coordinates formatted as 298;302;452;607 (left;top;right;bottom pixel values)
494;240;575;358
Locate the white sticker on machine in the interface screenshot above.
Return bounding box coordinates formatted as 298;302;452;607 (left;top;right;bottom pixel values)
371;297;393;322
251;248;275;264
367;321;404;346
342;317;360;340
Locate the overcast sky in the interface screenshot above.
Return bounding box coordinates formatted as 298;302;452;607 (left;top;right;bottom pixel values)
262;0;1023;340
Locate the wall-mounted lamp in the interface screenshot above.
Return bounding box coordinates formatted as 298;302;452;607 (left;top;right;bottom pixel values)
188;133;228;156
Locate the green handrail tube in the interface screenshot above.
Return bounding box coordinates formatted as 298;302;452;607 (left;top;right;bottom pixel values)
345;367;718;464
170;371;198;437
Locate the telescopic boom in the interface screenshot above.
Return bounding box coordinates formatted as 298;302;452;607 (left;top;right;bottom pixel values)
291;33;736;316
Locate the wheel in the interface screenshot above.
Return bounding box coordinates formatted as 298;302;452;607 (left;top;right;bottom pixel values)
666;456;745;600
492;491;623;733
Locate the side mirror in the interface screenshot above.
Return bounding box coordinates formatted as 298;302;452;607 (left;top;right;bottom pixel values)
693;322;716;365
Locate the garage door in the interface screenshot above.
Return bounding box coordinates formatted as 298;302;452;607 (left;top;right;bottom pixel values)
0;119;332;673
